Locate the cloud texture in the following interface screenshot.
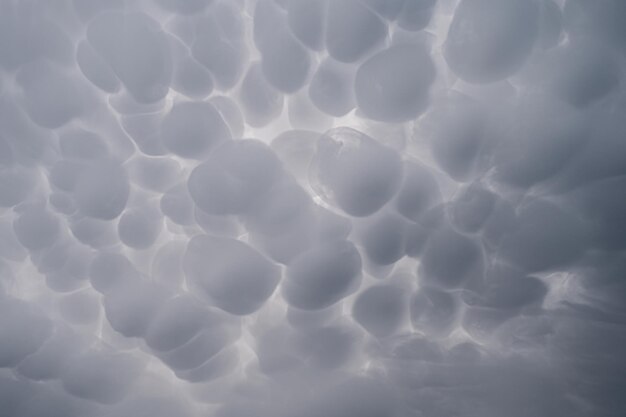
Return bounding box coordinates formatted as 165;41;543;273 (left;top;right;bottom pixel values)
1;0;625;416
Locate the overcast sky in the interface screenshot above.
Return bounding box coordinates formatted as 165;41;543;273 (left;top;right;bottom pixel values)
1;0;625;416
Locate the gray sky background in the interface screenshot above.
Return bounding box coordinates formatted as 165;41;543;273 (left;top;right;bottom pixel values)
1;0;625;416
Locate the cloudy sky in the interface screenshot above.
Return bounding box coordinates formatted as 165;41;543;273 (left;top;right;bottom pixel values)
1;0;625;416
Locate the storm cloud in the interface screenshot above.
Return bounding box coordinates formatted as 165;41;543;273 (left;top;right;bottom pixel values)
0;0;625;416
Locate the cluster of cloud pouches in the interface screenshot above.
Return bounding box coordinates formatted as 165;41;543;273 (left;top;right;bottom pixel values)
1;0;625;416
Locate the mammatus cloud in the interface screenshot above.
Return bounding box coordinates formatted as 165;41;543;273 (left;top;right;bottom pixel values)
0;0;625;416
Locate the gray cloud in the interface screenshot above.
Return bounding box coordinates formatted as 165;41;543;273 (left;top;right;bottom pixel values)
0;0;625;416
